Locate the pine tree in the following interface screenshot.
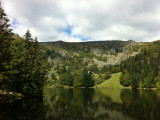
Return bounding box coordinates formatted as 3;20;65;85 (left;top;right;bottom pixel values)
88;72;94;87
81;69;94;87
81;68;89;87
0;5;13;90
9;37;26;91
131;73;139;89
22;31;47;96
8;30;47;96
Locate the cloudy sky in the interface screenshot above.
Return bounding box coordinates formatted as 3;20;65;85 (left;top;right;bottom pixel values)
2;0;160;42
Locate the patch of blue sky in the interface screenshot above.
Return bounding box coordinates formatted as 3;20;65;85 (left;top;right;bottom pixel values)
81;37;89;41
73;35;89;41
11;18;19;28
64;25;89;41
64;25;73;35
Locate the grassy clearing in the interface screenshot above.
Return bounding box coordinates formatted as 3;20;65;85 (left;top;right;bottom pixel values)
96;72;130;88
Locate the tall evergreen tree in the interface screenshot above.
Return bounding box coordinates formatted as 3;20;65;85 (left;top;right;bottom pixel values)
9;37;26;91
81;68;94;88
0;4;13;90
0;3;47;96
22;31;47;96
131;74;139;89
8;31;47;96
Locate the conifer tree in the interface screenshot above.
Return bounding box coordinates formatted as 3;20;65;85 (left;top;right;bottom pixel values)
0;4;13;90
22;31;47;96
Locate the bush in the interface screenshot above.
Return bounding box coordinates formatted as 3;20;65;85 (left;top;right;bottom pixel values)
120;73;132;86
104;71;111;79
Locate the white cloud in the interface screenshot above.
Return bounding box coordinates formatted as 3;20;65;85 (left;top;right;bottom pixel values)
3;0;160;42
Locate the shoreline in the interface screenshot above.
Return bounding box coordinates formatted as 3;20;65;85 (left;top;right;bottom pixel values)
45;86;160;90
0;90;23;103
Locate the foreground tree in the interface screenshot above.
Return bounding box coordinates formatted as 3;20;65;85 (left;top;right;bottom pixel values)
0;5;48;97
9;30;48;96
0;5;13;90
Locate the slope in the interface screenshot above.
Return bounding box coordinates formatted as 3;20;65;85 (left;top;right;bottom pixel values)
96;73;130;88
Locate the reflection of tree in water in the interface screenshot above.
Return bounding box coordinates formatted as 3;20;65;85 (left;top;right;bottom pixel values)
44;88;160;120
44;88;97;120
44;89;128;120
2;89;160;120
120;89;160;120
0;98;46;120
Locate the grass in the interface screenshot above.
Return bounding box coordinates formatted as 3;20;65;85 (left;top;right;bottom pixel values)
96;72;130;88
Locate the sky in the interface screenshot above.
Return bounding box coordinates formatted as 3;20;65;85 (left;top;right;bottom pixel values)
2;0;160;42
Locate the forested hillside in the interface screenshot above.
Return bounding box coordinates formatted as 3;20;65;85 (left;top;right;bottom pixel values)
41;40;145;87
120;41;160;88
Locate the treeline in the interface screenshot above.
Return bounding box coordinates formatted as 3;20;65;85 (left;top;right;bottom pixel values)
120;41;160;88
0;7;47;96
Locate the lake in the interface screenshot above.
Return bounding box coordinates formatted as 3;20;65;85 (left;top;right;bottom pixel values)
1;88;160;120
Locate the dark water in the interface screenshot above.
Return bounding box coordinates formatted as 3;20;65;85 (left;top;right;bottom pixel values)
1;88;160;120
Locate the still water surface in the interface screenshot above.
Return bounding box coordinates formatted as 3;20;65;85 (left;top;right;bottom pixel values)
1;88;160;120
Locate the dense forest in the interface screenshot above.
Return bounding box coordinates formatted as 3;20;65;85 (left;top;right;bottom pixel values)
120;41;160;88
0;7;48;97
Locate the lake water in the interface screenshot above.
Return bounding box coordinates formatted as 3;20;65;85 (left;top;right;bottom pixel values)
1;88;160;120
